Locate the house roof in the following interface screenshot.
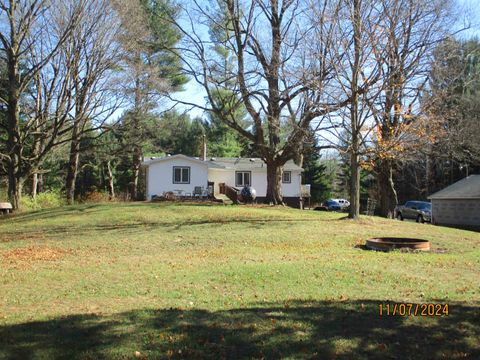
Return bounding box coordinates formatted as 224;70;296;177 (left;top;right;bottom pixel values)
141;154;222;168
206;157;303;171
142;154;303;171
428;175;480;200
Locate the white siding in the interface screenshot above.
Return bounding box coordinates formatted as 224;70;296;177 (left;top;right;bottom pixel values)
281;170;302;197
208;169;233;196
146;158;208;199
208;168;302;197
432;199;480;226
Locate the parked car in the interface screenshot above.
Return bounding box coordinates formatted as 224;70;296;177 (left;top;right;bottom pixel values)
314;199;342;211
395;201;432;223
319;199;342;211
333;198;350;210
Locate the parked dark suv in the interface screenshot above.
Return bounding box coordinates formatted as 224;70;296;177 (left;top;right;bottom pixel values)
395;201;432;223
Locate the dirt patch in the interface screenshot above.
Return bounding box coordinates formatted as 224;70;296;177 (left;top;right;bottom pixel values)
2;246;73;265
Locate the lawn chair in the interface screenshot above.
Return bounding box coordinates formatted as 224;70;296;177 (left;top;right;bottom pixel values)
193;186;202;199
201;188;209;199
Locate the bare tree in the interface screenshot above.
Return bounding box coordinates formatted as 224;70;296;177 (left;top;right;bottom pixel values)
0;0;122;208
407;37;480;196
172;0;347;204
366;0;453;217
315;0;454;218
313;0;383;218
0;0;81;209
63;0;123;204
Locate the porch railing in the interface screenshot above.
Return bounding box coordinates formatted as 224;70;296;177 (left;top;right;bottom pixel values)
219;183;241;204
301;184;311;198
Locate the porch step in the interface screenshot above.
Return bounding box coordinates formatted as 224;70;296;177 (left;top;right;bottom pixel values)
215;194;234;205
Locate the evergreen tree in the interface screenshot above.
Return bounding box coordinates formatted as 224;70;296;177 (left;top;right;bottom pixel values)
115;0;188;199
153;111;204;156
202;2;249;158
301;130;333;204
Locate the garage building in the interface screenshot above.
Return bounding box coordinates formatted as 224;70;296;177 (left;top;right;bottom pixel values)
428;175;480;227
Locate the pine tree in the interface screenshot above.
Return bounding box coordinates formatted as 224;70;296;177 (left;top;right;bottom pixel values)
115;0;188;199
301;130;334;204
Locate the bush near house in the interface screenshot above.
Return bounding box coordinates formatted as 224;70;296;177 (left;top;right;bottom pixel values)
20;190;65;211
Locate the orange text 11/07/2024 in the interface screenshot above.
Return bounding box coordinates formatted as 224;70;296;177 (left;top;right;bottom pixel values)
379;303;449;317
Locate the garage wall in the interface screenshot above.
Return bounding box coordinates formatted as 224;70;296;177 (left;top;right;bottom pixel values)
432;199;480;226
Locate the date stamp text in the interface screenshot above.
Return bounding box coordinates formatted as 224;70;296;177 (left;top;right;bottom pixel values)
379;303;449;316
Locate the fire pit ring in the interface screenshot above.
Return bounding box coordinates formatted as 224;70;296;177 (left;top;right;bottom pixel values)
366;237;430;252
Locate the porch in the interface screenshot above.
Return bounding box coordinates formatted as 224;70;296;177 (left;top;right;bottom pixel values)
151;183;215;202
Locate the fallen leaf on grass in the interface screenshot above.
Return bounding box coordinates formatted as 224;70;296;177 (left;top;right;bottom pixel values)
2;246;73;266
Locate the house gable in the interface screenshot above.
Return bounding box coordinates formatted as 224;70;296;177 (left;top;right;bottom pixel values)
142;154;209;168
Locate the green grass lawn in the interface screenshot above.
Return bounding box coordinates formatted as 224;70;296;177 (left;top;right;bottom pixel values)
0;202;479;359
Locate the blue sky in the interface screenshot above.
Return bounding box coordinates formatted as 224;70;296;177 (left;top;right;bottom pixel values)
169;0;480;121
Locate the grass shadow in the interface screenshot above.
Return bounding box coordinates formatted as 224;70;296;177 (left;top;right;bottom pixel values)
3;204;102;223
0;300;478;359
0;217;331;243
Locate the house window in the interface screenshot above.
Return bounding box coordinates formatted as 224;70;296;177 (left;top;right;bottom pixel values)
235;171;251;187
282;171;291;183
173;166;190;184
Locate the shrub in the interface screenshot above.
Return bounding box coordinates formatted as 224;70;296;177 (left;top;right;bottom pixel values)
21;190;65;211
82;191;112;203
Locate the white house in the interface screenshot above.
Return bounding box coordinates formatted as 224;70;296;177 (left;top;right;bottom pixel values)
141;154;307;206
428;175;480;228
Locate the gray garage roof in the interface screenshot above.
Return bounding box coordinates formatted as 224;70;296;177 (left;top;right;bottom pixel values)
428;175;480;200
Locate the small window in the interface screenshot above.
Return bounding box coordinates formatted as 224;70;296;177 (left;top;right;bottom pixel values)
173;166;190;184
235;171;251;187
282;171;291;183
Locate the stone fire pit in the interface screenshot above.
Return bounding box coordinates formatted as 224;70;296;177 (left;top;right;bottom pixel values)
366;237;430;252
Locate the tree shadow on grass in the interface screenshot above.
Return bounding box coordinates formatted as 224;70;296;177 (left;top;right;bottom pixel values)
1;217;328;243
2;204;102;223
1;201;324;225
0;300;478;359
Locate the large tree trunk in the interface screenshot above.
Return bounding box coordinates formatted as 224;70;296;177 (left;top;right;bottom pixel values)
106;160;115;199
425;153;432;197
37;173;44;194
348;0;362;220
130;72;143;201
131;146;142;200
32;173;38;199
377;159;398;218
265;161;283;205
66;136;81;205
7;163;22;210
349;152;361;219
6;75;23;210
